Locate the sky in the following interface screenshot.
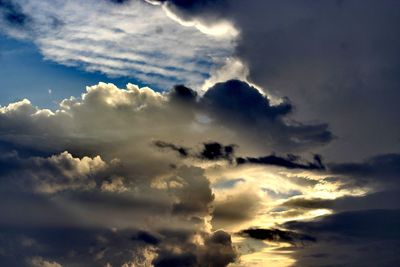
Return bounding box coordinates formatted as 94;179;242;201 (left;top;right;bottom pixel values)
0;0;399;266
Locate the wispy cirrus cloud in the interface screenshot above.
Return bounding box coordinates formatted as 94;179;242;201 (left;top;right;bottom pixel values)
0;0;235;90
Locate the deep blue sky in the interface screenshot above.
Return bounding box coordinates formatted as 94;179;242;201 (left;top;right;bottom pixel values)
0;34;147;109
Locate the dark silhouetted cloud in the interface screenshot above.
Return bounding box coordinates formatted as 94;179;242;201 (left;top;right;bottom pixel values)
202;80;333;151
239;228;316;244
153;230;236;267
154;139;327;171
324;153;400;191
199;142;235;161
131;230;161;245
237;153;325;170
330;153;400;181
284;209;400;266
154;140;189;157
0;0;30;26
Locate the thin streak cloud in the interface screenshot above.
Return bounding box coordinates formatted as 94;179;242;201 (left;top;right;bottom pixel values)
0;0;235;90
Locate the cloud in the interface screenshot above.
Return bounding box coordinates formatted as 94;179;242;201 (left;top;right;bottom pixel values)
4;1;400;266
0;80;334;265
154;230;236;267
0;159;236;266
199;142;236;161
0;151;107;193
155;141;235;161
211;178;245;189
0;0;235;89
238;228;316;244
28;257;62;267
0;226;160;266
329;153;400;184
201;58;250;92
0;80;332;158
0;81;255;266
131;230;161;246
0;0;30;27
281;190;400;212
305;153;400;193
155;139;326;170
196;230;237;267
211;191;261;230
154;140;189;157
145;0;238;38
237;153;325;170
284;209;400;266
281;197;334;210
201;80;333;152
152;0;400;162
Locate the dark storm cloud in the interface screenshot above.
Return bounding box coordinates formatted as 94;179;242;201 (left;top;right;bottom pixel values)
199;142;235;161
275;150;400;266
203;80;292;120
0;224;235;267
285;209;400;240
154;0;400;161
131;230;161;245
324;153;400;190
33;160;211;229
169;84;198;102
198;230;237;267
329;153;400;181
202;80;333;151
237;153;325;170
0;0;30;26
146;0;227;20
0;226;156;267
0;190;172;228
279;152;400;219
0;179;236;266
152;230;236;267
108;0;131;4
153;251;197;267
284;209;400;266
239;228;316;244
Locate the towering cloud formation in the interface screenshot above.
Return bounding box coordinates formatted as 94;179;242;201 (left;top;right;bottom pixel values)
0;80;334;266
149;0;400;161
0;80;332;156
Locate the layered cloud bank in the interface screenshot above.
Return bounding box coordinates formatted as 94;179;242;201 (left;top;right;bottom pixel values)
0;80;330;266
1;80;399;266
